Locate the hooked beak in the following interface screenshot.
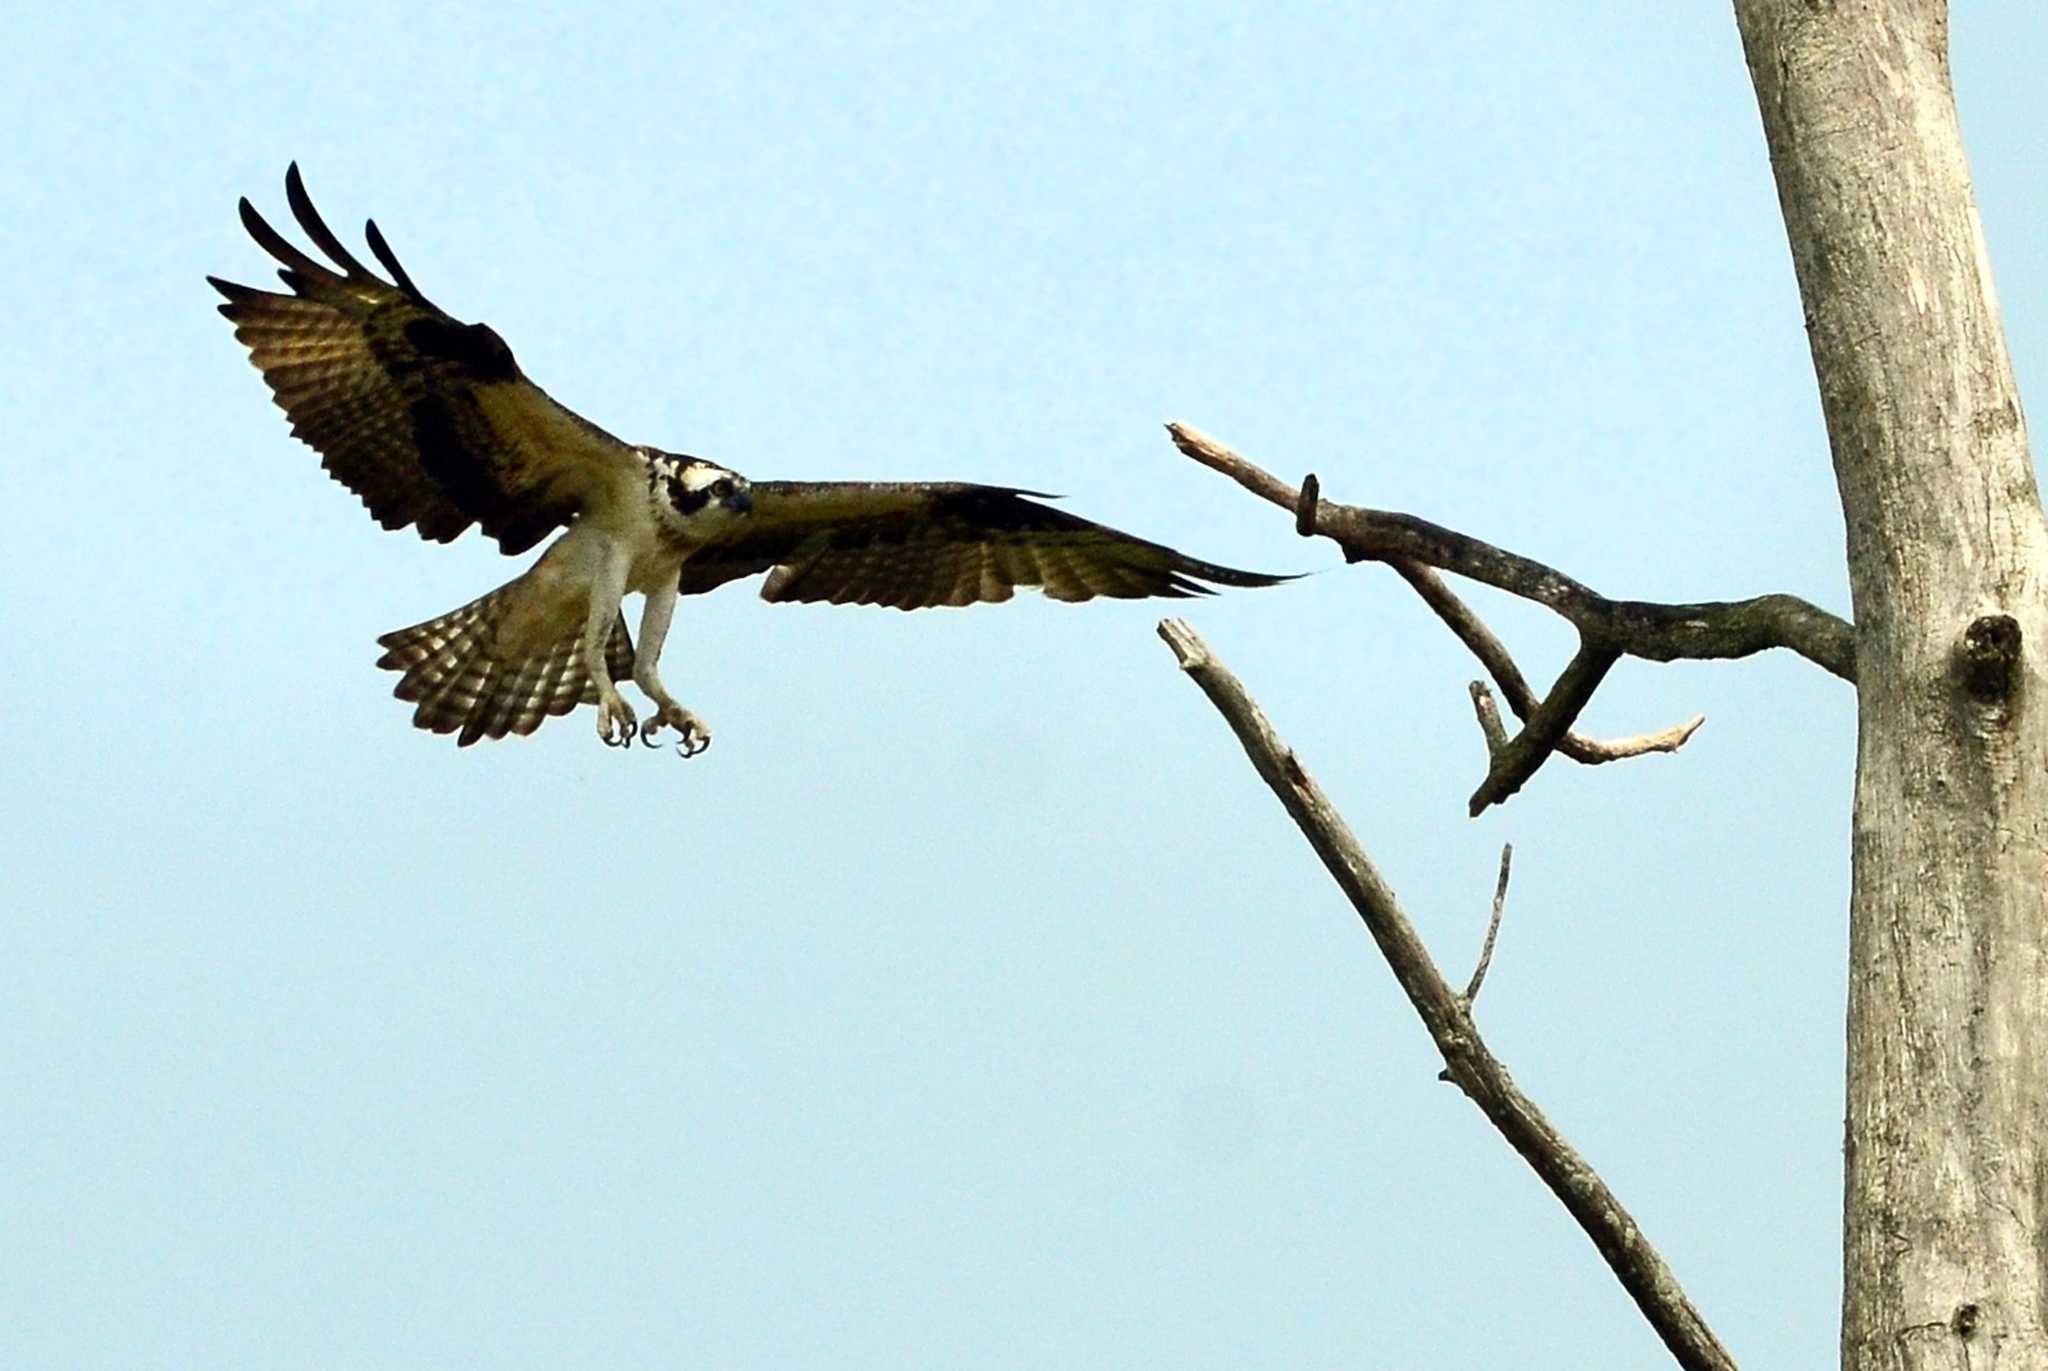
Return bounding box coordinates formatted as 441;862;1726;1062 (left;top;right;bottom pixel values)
726;487;754;515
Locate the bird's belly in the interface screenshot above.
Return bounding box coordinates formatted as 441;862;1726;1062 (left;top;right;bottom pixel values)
489;559;592;659
625;549;686;596
485;524;683;660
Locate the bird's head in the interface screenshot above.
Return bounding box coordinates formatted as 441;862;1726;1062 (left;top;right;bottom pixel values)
650;452;754;539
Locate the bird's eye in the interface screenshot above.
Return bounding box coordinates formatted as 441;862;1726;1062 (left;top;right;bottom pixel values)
711;479;733;498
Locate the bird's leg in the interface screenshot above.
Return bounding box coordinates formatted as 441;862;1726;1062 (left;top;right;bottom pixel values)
633;580;712;757
581;547;637;748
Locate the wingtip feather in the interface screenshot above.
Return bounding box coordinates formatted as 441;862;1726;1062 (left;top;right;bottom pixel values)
363;217;426;302
238;194;342;288
1176;561;1299;591
285;163;376;281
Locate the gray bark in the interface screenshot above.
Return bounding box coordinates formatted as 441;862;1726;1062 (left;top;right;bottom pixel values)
1733;2;2048;1366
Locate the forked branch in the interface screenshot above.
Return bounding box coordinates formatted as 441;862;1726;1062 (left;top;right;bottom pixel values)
1402;562;1705;765
1303;487;1856;679
1157;618;1737;1371
1168;421;1852;812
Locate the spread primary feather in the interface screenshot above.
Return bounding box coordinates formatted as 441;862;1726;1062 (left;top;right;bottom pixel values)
212;165;1289;753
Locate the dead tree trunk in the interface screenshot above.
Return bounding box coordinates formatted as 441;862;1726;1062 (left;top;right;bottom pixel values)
1161;3;2040;1363
1735;3;2048;1365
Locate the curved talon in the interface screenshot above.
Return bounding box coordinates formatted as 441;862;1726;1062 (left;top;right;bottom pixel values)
597;695;640;749
642;704;711;758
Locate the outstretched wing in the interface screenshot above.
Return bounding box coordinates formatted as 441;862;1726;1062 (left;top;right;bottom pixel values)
676;481;1290;609
209;164;637;555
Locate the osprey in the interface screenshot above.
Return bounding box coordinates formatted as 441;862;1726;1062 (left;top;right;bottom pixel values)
211;166;1284;754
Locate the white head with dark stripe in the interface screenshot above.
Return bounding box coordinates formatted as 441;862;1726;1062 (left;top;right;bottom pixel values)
645;450;753;543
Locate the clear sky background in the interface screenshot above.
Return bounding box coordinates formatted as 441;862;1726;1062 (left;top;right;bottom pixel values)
4;5;2043;1367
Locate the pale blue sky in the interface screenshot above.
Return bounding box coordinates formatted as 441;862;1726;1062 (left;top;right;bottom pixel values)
4;4;2043;1367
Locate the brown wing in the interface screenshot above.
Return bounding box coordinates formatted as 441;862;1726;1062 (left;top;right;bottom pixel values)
676;481;1291;609
209;164;636;555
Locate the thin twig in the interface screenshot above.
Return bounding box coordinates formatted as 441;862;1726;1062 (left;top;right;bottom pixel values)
1465;844;1514;1004
1157;619;1737;1371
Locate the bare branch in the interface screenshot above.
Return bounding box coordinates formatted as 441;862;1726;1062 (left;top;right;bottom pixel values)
1168;423;1710;772
1464;843;1514;1004
1169;421;1303;511
1329;498;1855;680
1470;643;1621;817
1157;618;1738;1371
1397;560;1545;705
1166;421;1856;683
1559;713;1706;763
1400;562;1705;764
1470;681;1510;756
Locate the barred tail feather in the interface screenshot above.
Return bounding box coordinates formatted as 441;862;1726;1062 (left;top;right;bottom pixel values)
374;589;634;746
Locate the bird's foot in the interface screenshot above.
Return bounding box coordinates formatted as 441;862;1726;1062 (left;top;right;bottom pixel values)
641;702;712;758
597;691;639;748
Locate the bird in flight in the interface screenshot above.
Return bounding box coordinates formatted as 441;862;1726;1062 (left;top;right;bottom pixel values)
211;166;1285;755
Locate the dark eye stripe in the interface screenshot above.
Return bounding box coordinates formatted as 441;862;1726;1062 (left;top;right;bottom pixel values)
665;475;712;516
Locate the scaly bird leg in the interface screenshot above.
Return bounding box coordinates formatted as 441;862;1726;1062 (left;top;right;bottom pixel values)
633;579;712;758
580;545;637;749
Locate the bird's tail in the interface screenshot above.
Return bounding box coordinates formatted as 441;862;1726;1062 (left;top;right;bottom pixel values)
374;586;635;746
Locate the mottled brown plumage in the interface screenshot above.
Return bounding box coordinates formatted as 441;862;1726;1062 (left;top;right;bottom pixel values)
212;166;1289;750
680;481;1284;609
208;164;625;555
